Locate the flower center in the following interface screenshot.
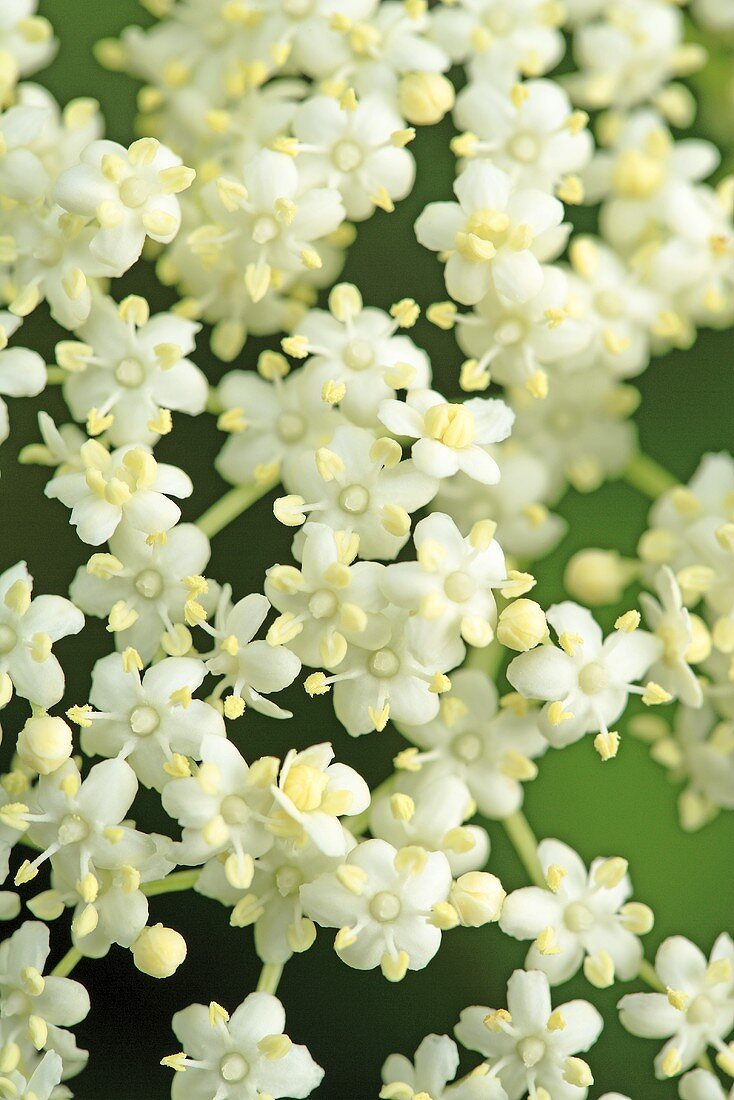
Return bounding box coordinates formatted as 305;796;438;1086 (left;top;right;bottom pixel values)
369;890;402;922
368;648;400;679
343;339;374;371
135;569;164;599
333;140;363;173
612;150;665;199
119;176;151;208
277;411;306;443
58;813;89;845
495;318;526;346
282;764;328;812
129;705;160;736
509;132;541;164
564;901;594;932
424;403;475;448
339;484;370;515
221;794;251;825
578;660;609;694
252;214;280;244
594;290;624;319
275;865;304;896
452;732;482;763
687;994;716;1026
115;358;147;387
517;1036;545;1068
220;1053;249;1083
444;570;476;603
309;589;339;619
0;624;17;655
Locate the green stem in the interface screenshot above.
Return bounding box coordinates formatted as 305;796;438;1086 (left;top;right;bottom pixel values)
52;946;82;978
623;453;677;500
501;810;545;889
256;962;283;995
196;479;278;539
46;366;65;384
206;389;222;415
142;869;200;897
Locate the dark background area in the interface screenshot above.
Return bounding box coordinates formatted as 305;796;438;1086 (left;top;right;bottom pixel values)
0;2;731;1096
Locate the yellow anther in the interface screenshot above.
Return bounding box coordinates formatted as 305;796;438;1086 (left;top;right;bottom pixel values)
594;731;620;761
615;610;640;633
536;926;561;955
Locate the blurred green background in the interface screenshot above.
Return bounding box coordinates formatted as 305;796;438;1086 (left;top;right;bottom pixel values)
1;2;732;1097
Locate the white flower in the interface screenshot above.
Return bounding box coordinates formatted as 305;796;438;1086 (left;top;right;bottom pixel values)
195;835;347;965
0;1051;63;1100
380;512;512;660
566;0;688;111
293;93;415;221
16;83;103;180
382;1033;508;1100
453;80;593;191
500;839;652;987
0;103;50;204
286;284;431;429
431;0;565;87
646;183;734;326
54;136;194;274
584;111;718;254
509;367;639;496
0;2;56;86
452;265;592;390
198;148;344;304
264;521;389;670
641;453;734;637
46;441;193;545
202;588;301;718
415;162;565;305
455;969;603;1100
216;362;343;488
395;668;547;819
42;833;175;959
5;208;109;331
435;443;567;562
680;1068;734;1100
270;742;370;857
70;522;212;663
161;734;275;876
17;758;154;887
561;239;662;381
0;561;83;708
0;921;89;1071
618;934;734;1078
379;389;514;484
276;424;437;561
640;566;709;707
649;704;734;832
60;293;207;446
81;652;226;791
319;608;455;736
507;601;661;749
0;312;46;444
370;770;490;876
168;992;324;1099
300;837;454;979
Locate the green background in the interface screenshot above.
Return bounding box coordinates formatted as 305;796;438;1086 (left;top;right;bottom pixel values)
1;3;732;1096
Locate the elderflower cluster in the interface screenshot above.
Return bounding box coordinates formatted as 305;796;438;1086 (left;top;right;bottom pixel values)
0;1;729;1099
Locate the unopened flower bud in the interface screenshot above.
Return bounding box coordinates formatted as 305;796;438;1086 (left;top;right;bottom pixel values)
497;600;548;651
17;715;73;775
133;924;187;978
